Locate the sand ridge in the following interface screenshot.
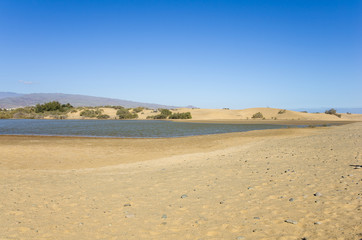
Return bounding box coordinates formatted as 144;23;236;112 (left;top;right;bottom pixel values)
0;122;361;239
64;107;362;121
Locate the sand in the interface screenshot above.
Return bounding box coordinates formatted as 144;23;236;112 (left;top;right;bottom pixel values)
65;107;362;122
0;122;361;239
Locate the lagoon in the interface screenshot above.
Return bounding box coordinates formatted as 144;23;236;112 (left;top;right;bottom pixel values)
0;119;297;138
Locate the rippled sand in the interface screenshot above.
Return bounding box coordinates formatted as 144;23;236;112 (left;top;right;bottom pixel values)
0;123;361;239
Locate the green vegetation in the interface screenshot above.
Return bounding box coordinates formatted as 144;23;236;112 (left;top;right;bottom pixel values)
133;107;144;113
35;101;73;113
278;109;286;114
147;109;192;120
252;112;264;119
148;114;167;119
160;108;172;116
169;112;192;119
80;109;103;118
147;108;172;119
0;101;74;119
116;108;138;119
97;114;110;119
325;108;341;118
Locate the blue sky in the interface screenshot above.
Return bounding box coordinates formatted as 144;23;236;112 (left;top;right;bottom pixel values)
0;0;361;109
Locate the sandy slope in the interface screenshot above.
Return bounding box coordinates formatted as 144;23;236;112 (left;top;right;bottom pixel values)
175;107;362;121
65;107;362;122
0;123;361;239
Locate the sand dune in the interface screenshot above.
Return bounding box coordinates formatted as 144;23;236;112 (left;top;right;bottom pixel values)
175;107;362;121
65;107;362;122
0;123;361;239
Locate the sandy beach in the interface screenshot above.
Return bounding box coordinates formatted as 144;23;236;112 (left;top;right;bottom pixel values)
0;122;361;239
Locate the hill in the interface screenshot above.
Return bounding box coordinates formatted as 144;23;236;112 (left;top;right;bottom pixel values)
0;92;178;109
0;92;24;99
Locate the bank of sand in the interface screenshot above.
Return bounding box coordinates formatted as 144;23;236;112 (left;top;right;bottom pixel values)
66;107;362;122
0;123;361;239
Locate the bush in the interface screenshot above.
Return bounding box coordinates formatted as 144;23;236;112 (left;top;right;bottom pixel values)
325;108;341;118
169;112;192;119
151;114;168;119
80;109;103;118
278;109;286;114
133;107;144;113
35;101;73;113
252;112;263;119
97;114;110;119
159;109;172;116
116;108;138;119
325;108;337;115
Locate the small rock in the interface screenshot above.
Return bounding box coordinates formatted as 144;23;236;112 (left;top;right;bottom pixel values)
314;221;321;225
254;217;260;219
285;219;298;224
161;214;167;219
236;236;245;240
124;203;131;207
125;214;135;218
161;222;167;225
289;198;294;202
181;194;188;199
314;192;322;197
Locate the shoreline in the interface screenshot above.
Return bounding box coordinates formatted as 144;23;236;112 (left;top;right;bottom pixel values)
0;124;339;170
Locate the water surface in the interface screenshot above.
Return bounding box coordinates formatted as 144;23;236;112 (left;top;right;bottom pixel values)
0;119;297;138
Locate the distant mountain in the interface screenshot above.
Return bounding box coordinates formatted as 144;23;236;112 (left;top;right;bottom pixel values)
0;92;180;109
0;92;24;99
291;107;362;114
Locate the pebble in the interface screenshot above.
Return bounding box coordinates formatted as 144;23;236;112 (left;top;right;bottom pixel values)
289;198;294;202
236;236;245;240
181;194;188;199
314;192;322;197
161;214;167;219
314;221;322;225
254;217;260;220
125;214;135;218
124;203;131;207
284;219;298;224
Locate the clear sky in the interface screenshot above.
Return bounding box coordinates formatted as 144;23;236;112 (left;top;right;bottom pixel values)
0;0;361;109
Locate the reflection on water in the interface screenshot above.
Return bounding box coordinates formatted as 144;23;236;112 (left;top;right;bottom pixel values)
0;119;297;138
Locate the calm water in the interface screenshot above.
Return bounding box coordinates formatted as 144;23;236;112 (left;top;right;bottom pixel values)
0;119;297;138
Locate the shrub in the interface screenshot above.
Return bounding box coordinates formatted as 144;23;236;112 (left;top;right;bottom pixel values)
325;108;341;118
278;109;286;114
35;101;73;113
97;114;110;119
169;112;192;119
159;109;172;116
133;107;144;113
325;108;337;115
116;108;138;119
80;109;103;118
252;112;263;119
150;114;168;119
